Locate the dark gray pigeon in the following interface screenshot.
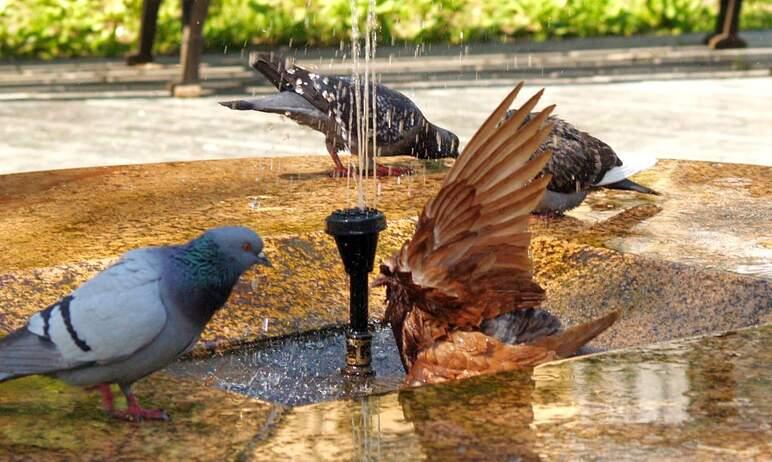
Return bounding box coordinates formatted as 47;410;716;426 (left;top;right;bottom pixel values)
220;53;460;177
0;226;271;421
503;111;658;214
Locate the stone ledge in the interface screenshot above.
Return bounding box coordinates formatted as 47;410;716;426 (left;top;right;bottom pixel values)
0;157;769;355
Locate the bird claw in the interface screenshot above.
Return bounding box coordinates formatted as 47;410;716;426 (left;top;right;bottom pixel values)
328;164;413;178
110;408;170;422
329;167;353;178
375;163;413;177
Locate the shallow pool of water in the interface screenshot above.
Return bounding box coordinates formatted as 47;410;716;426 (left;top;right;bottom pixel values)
246;324;772;461
168;324;406;406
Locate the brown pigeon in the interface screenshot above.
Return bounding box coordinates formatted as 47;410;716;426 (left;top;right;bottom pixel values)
373;83;619;386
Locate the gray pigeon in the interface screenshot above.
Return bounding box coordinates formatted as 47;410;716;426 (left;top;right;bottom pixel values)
220;53;460;177
504;111;659;214
0;226;271;421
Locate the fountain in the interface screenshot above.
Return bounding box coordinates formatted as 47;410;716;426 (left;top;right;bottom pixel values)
325;207;387;377
2;1;771;459
325;0;385;378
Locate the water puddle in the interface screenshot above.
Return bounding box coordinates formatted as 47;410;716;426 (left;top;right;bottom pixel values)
244;324;772;461
167;325;406;406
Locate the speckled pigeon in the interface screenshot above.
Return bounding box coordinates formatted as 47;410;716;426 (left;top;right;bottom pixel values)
503;111;659;214
219;53;459;177
0;226;271;421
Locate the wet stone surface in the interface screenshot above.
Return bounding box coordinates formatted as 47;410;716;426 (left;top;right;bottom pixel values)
0;156;770;459
246;324;772;461
0;373;280;461
4;324;767;461
0;157;769;355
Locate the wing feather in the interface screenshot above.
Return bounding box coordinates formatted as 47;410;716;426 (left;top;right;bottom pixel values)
27;249;168;367
398;83;553;327
443;83;526;184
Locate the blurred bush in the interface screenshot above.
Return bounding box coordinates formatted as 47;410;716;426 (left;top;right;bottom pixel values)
1;0;770;59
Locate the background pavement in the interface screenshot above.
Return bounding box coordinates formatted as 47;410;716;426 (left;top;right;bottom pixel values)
1;31;770;174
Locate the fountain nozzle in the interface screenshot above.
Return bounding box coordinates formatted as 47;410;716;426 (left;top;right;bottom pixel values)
326;207;386;378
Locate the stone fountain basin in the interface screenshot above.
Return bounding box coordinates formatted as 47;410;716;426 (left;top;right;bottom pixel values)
0;156;769;459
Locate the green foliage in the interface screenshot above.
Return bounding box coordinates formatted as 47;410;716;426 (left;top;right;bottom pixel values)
1;0;770;59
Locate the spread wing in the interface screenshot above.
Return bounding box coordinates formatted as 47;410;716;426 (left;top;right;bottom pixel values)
24;249;168;368
395;83;555;327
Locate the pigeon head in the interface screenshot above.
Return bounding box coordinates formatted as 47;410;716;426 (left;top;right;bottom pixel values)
415;124;460;159
203;226;271;275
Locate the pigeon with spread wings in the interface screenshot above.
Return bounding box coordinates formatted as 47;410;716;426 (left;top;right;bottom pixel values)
373;83;619;385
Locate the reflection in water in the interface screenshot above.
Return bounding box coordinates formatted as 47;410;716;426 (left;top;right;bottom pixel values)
246;325;771;461
685;338;738;422
534;356;690;425
398;371;540;461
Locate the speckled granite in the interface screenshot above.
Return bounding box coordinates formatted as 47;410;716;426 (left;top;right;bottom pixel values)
0;157;769;354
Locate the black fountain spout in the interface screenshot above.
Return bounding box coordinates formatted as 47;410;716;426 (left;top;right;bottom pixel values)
326;207;387;377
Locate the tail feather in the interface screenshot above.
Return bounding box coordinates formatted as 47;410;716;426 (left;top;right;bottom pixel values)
0;372;20;383
603;178;659;195
219;93;329;130
595;152;657;186
0;328;68;379
529;310;620;358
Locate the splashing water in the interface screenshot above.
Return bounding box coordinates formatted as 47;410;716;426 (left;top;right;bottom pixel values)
348;0;379;210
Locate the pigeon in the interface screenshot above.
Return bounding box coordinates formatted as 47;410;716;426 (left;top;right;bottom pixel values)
220;53;460;177
372;83;619;386
502;111;659;215
0;226;271;421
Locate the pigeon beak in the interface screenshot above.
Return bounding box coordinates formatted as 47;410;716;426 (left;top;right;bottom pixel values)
256;252;272;267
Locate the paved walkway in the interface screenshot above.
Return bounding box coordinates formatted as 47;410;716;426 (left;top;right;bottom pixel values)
1;32;770;175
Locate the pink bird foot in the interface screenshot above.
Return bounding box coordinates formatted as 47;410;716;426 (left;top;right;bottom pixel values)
89;384;169;421
375;163;413;177
328;163;412;178
111;392;170;422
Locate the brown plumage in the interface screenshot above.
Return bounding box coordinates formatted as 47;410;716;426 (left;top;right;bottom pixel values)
373;83;620;386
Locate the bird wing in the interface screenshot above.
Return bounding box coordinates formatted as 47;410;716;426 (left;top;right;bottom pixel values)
219;93;331;131
250;52;342;115
25;249;168;367
396;83;554;327
249;53;426;152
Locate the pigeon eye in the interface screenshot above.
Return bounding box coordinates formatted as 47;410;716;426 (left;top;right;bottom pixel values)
242;242;253;252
